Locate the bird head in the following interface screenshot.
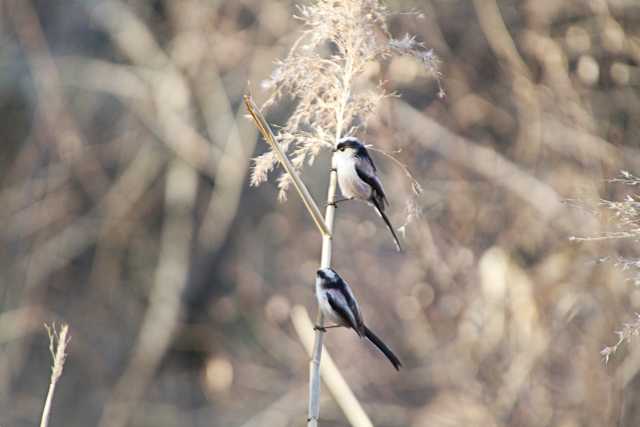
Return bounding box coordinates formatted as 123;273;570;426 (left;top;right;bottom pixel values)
316;268;340;288
335;137;366;158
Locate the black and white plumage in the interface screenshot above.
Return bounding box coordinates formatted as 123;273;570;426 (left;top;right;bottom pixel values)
334;137;402;252
315;268;402;370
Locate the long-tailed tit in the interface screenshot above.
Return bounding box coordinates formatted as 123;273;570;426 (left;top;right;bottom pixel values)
333;137;402;252
315;268;402;370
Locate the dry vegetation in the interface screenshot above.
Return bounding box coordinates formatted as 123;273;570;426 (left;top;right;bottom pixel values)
2;0;640;426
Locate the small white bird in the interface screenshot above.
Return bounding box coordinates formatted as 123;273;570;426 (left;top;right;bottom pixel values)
333;137;402;252
315;268;402;370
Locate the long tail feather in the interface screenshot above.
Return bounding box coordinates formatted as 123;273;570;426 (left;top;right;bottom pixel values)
373;201;402;252
363;326;402;370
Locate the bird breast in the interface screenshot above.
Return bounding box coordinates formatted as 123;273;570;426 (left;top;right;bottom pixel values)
335;155;371;200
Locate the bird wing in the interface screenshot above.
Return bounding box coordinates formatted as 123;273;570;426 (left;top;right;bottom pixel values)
355;160;388;209
326;290;361;335
360;147;377;173
339;277;364;332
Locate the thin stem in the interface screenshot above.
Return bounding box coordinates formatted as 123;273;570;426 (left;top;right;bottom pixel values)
306;11;361;423
307;310;324;427
293;306;373;427
321;162;339;268
245;91;339;425
40;324;70;427
308;155;338;426
244;95;331;237
308;24;355;427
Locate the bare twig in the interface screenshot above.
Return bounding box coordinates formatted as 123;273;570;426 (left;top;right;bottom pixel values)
40;323;70;427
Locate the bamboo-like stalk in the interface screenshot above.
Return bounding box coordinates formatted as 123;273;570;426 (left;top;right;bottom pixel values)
308;314;324;427
244;95;331;237
307;157;338;426
244;92;338;425
307;36;354;425
292;306;373;427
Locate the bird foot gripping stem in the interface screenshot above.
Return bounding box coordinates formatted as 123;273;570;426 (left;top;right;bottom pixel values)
327;197;353;208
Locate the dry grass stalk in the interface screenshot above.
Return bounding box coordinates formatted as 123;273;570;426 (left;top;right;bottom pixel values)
309;157;339;427
40;323;70;427
250;0;441;201
291;306;373;427
250;1;441;425
245;95;331;237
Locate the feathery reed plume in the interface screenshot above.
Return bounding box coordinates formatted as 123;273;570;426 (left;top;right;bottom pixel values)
40;323;70;427
251;0;442;200
571;171;640;363
249;1;441;425
245;94;331;236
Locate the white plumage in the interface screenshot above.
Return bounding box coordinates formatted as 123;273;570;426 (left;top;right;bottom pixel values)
333;137;402;252
314;268;402;370
335;151;371;200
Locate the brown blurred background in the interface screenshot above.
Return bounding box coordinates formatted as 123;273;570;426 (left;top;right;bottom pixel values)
2;0;640;426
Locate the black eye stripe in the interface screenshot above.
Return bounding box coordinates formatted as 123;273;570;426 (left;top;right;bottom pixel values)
337;138;362;152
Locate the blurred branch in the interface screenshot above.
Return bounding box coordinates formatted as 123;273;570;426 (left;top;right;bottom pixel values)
24;143;165;288
7;0;109;197
97;159;197;427
0;306;44;345
24;217;101;289
4;187;80;240
89;0;171;67
543;117;621;166
40;323;70;427
244;95;331;237
86;0;217;177
390;98;565;221
0;160;70;216
237;385;310;427
59;57;220;178
472;0;541;164
197;64;257;249
291;306;373;427
472;0;529;77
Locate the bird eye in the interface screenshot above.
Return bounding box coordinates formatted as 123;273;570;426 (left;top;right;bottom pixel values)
339;147;345;151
